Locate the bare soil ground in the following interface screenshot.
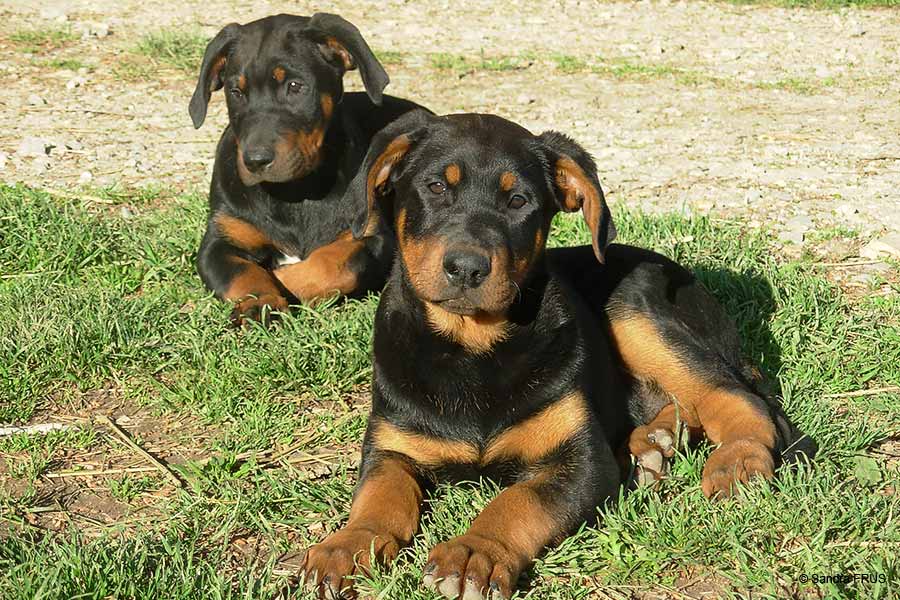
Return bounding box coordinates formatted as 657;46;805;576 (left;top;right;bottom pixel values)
1;0;899;242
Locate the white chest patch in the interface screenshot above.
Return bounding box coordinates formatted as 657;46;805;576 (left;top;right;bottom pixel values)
276;254;303;267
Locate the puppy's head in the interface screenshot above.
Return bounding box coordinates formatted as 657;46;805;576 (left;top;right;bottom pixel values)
348;111;616;319
188;13;389;186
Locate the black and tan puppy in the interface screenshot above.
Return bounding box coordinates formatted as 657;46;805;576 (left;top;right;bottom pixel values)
189;13;424;325
302;111;811;599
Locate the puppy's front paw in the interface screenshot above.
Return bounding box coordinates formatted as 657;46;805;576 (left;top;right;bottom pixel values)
423;534;521;600
629;425;676;487
302;527;400;599
229;294;288;327
702;439;775;499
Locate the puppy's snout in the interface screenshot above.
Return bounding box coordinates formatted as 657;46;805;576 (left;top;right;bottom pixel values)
242;146;275;173
443;249;491;289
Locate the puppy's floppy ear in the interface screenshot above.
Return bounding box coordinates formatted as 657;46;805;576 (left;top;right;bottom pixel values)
538;131;616;263
348;109;434;239
308;13;389;105
189;23;240;129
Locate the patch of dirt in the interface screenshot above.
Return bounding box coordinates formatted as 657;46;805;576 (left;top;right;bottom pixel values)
0;0;897;259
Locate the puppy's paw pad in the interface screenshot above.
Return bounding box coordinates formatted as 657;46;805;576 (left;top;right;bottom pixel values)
701;439;775;499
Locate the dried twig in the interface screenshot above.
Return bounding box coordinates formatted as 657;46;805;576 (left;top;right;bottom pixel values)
0;423;75;437
813;259;888;268
45;466;159;479
824;386;900;399
96;415;183;488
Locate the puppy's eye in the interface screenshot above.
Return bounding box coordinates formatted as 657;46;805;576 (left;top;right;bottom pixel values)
428;182;446;195
508;194;527;209
229;87;244;99
287;80;303;94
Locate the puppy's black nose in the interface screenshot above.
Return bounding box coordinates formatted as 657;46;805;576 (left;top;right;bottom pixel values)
443;249;491;289
242;147;275;172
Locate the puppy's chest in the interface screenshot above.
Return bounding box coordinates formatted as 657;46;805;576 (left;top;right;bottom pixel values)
372;390;590;475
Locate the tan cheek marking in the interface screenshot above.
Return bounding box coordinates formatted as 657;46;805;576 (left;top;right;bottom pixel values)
445;163;461;186
372;418;479;466
237;74;247;91
424;302;510;355
500;171;517;192
483;392;589;464
273;67;285;83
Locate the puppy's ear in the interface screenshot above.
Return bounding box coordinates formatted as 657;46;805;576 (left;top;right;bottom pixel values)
538;131;616;263
348;110;434;239
189;23;240;129
308;13;389;105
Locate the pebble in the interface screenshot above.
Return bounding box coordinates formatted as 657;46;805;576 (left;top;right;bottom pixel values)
66;76;87;89
80;22;111;39
860;235;900;260
778;229;805;244
17;137;52;158
78;171;93;184
786;214;814;230
39;7;68;22
27;94;46;106
836;203;858;218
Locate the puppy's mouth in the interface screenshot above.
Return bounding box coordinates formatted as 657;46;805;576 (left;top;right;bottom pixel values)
435;297;480;316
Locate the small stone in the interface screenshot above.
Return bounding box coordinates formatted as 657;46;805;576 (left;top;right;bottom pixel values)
91;23;110;38
850;273;876;287
65;139;83;151
786;214;814;230
836;203;858;218
31;156;52;173
778;229;805;244
17;137;52;158
515;94;534;105
78;171;93;184
27;94;46;106
744;189;763;205
66;76;87;89
39;7;68;22
860;235;900;260
120;206;135;219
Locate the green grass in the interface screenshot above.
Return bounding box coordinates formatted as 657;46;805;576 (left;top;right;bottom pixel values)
33;58;91;71
429;51;535;73
9;27;79;53
135;30;208;72
1;185;898;599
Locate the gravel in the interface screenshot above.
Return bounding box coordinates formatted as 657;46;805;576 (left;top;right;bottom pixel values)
0;0;898;249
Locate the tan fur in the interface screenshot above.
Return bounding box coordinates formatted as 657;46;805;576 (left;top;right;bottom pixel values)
222;256;282;302
483;391;589;463
424;302;510;355
325;37;355;71
609;314;776;448
273;67;286;83
371;418;479;466
360;136;411;237
273;231;362;303
555;156;608;262
499;171;517;191
445;163;461;186
215;213;271;251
